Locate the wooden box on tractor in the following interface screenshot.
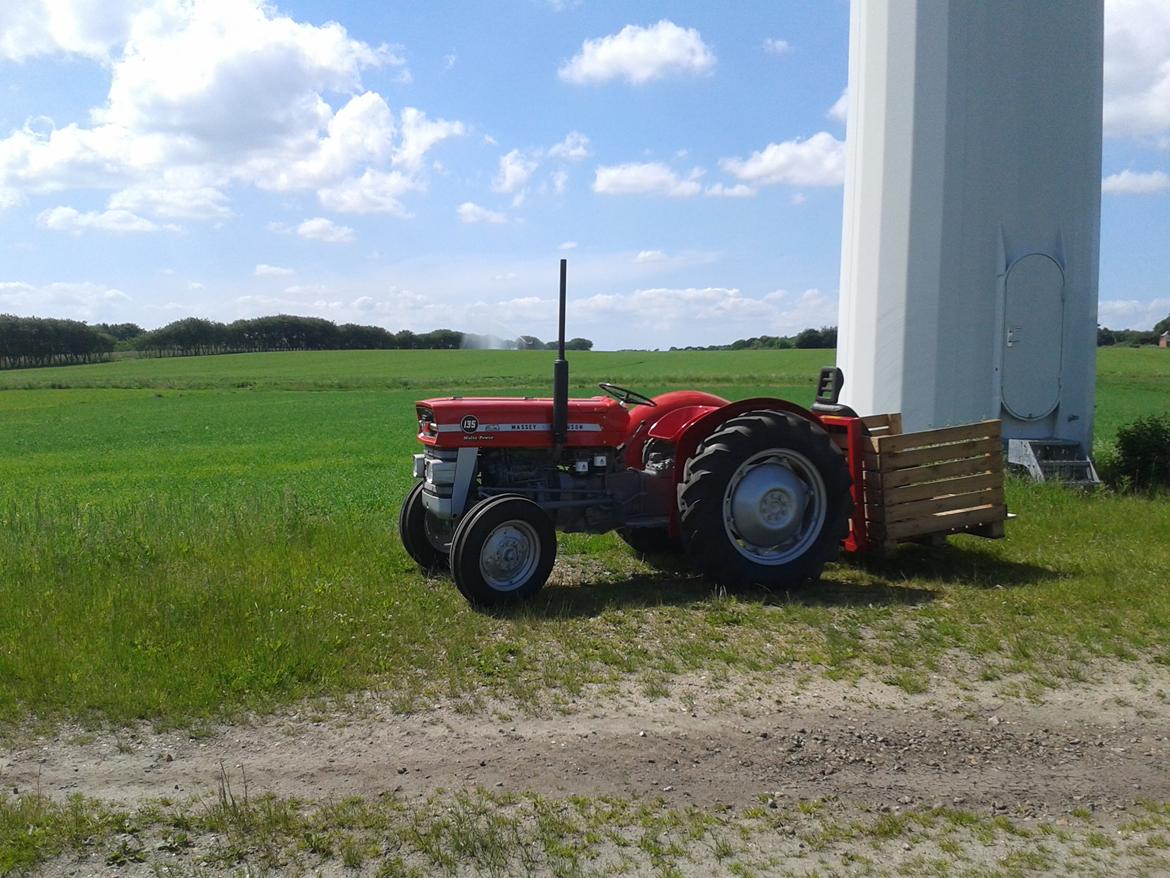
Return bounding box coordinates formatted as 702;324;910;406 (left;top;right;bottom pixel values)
824;414;1008;555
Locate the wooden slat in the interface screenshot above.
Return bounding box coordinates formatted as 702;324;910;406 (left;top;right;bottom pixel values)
877;471;1001;507
878;504;1007;542
878;488;1004;525
879;436;1001;472
861;412;903;435
877;451;1002;490
870;420;1000;454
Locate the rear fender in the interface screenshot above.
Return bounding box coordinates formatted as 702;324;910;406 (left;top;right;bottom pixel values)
665;397;823;536
622;390;729;468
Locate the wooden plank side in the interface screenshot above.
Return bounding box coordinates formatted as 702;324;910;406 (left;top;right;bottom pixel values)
871;420;1001;454
880;471;1001;507
879;436;1002;472
878;452;1002;490
880;488;1004;524
880;505;1007;542
860;413;896;432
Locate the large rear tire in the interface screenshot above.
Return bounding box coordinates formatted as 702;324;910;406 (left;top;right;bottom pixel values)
678;411;851;587
450;495;557;608
398;481;447;572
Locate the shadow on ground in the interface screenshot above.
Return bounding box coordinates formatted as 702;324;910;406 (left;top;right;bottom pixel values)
847;540;1063;589
511;567;935;620
505;539;1062;619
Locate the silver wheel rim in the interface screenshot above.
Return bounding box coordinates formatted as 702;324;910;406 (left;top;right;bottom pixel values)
479;519;540;591
722;448;827;565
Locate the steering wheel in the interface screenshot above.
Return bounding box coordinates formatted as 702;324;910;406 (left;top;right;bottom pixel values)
598;382;657;408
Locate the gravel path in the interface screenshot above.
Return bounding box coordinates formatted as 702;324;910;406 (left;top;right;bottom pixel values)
6;667;1169;820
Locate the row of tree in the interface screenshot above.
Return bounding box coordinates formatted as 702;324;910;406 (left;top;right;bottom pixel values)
671;326;839;352
0;315;117;369
0;313;597;369
1097;326;1165;346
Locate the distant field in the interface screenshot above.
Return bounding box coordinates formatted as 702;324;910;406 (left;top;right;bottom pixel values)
0;346;1167;729
0;347;834;393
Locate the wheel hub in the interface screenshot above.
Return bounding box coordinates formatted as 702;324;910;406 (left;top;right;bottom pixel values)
479;522;539;591
728;463;809;547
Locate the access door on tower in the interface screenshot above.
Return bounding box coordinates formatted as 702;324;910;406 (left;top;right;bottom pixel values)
1001;253;1065;421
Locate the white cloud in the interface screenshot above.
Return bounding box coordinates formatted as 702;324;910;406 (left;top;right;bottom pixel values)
634;250;666;263
593;162;702;197
1104;0;1170;137
559;20;715;85
763;38;791;56
791;192;808;206
255;263;295;277
558;241;578;250
0;1;155;62
567;286;839;343
394;107;465;172
0;2;458;223
547;131;591;161
720;132;846;187
457;202;508;224
37;205;172;233
297;217;355;243
1102;169;1170;194
549;169;568;194
492;149;540;194
828;87;848;123
0;279;132;321
443;52;457;70
187;281;204;290
108;183;232;219
1098;296;1170;329
704;182;755;198
318;169;417;216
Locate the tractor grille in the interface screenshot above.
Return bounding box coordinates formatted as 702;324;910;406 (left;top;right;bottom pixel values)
422;448;458;498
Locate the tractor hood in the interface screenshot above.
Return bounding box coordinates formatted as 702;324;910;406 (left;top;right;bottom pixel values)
415;396;629;449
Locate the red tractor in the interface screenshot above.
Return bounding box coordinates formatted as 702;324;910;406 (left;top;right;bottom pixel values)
398;260;877;607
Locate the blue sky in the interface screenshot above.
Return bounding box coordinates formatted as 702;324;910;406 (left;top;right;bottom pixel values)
0;0;1168;349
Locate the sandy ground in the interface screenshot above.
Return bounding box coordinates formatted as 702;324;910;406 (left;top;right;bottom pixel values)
5;666;1170;821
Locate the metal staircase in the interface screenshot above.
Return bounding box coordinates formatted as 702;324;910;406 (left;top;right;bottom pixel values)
1007;439;1100;487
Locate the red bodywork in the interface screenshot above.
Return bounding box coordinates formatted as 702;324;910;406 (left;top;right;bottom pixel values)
415;392;873;554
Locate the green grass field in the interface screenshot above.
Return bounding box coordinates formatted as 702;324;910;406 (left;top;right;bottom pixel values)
0;347;1168;730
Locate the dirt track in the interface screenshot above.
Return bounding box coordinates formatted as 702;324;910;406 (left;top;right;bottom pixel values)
5;667;1169;821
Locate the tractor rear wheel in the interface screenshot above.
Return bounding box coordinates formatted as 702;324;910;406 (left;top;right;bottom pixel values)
450;495;557;607
678;411;851;587
398;481;447;572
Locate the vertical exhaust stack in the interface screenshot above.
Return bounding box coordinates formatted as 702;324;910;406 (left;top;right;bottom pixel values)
552;259;569;447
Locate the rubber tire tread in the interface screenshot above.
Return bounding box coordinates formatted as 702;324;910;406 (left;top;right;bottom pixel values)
449;495;557;608
678;410;852;587
398;481;447;571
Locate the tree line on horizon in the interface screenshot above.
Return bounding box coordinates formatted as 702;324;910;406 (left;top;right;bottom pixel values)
671;326;839;351
4;312;1168;371
0;314;595;370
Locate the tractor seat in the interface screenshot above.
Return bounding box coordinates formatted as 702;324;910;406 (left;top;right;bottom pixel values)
811;366;859;418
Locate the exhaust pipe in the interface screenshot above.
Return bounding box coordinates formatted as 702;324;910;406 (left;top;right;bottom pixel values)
552;258;569;446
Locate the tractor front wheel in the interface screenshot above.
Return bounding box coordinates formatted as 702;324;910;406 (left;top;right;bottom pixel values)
678;411;851;587
450;495;557;607
398;481;448;572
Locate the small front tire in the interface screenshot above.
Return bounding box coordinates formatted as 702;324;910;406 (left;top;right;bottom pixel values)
450;496;557;607
398;481;447;571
